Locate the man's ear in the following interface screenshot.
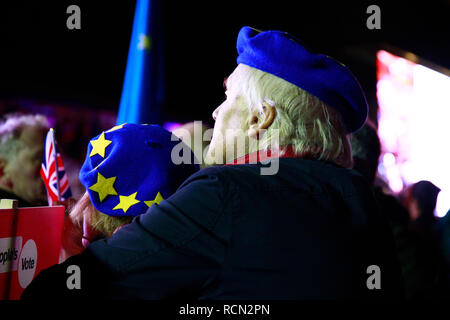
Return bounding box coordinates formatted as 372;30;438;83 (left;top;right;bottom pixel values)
247;101;276;139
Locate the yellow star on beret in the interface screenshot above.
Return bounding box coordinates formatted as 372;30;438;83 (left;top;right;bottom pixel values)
144;191;164;208
89;172;118;202
113;192;140;213
90;132;112;158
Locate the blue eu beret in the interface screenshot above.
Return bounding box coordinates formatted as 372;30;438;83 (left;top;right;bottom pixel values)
236;26;368;133
79;123;199;217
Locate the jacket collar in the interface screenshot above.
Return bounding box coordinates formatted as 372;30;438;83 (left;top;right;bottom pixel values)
225;145;316;165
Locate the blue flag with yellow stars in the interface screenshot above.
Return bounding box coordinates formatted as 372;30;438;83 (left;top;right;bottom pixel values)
117;0;164;125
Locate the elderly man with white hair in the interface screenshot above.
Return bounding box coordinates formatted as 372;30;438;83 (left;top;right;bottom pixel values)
0;113;48;207
22;27;403;300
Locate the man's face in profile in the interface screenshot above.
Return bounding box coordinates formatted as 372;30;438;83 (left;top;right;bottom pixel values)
206;66;251;165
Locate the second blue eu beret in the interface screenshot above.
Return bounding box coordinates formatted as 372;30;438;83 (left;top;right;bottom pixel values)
79;124;199;217
236;26;368;133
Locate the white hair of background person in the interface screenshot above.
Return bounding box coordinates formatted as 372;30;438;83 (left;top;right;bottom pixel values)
0;113;49;203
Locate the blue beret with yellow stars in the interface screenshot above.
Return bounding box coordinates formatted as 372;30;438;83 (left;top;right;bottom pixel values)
236;26;368;133
79;123;200;217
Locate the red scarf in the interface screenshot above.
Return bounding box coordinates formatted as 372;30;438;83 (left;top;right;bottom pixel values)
225;145;316;165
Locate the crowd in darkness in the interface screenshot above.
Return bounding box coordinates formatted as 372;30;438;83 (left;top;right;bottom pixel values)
0;37;449;298
351;121;450;299
1;0;449;302
1;109;448;299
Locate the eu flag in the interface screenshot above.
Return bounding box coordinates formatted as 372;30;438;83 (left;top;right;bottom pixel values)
116;0;164;125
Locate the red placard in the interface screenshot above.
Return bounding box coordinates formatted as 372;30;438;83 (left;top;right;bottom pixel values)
0;206;65;300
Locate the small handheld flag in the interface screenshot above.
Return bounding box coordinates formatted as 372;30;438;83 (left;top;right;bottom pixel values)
40;128;72;206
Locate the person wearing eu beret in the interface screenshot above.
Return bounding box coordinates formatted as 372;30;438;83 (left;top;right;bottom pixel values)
71;123;199;247
21;124;200;299
22;27;403;300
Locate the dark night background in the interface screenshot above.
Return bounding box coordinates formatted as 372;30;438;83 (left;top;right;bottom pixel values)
0;0;449;127
1;1;450;297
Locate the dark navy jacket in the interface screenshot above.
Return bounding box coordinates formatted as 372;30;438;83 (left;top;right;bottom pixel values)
22;158;404;299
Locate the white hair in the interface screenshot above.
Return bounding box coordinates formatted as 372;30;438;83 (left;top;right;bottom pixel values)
0;114;48;139
0;114;49;202
0;113;49;157
228;64;353;168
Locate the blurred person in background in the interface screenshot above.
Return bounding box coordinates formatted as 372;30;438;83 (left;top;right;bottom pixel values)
0;113;48;207
435;209;450;293
352;122;448;298
351;120;410;226
351;121;421;297
407;180;440;231
0;113;91;261
405;180;449;298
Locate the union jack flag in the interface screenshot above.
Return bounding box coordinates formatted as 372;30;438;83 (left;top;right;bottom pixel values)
40;128;72;206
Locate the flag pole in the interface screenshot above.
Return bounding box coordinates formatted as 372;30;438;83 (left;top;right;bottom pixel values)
50;128;61;203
